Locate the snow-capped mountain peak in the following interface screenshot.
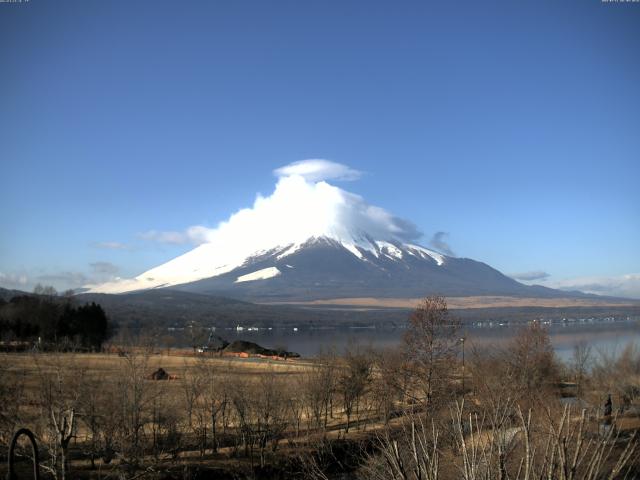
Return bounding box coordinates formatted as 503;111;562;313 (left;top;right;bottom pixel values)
84;161;580;301
86;170;445;294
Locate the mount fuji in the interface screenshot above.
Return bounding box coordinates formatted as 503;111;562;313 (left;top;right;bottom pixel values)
86;160;571;302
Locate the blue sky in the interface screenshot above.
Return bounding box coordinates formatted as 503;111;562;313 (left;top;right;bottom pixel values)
1;0;639;296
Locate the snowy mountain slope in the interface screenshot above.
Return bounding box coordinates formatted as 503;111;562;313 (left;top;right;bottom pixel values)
168;236;567;301
87;228;565;300
85;228;450;295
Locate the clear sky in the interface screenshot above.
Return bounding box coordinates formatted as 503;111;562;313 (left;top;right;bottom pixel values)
1;0;639;297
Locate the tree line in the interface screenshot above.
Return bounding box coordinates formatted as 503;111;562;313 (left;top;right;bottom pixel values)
0;285;114;350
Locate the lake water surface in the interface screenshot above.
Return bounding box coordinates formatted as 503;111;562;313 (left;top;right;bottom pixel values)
213;319;640;362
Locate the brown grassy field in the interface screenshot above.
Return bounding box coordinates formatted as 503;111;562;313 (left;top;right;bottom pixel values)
2;350;312;377
4;347;432;480
265;295;640;309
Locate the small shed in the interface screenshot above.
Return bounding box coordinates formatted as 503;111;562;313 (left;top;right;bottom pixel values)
150;368;170;380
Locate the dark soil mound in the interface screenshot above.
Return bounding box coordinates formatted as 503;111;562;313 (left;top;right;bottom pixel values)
223;340;299;358
207;334;229;351
224;340;271;355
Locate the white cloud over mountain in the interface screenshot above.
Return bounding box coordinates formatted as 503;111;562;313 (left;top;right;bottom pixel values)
93;241;130;250
136;160;419;249
429;231;455;256
510;271;551;282
0;271;29;289
0;263;122;293
513;270;640;299
138;226;213;246
273;159;363;182
544;273;640;299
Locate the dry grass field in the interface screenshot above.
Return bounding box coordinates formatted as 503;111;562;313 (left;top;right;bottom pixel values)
267;295;640;309
2;350;312;393
0;349;393;479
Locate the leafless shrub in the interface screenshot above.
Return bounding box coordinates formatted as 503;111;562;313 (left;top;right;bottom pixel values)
368;400;638;480
299;437;345;480
361;415;440;480
0;359;25;451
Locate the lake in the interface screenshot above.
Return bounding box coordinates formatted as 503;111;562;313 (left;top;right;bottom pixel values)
210;318;640;362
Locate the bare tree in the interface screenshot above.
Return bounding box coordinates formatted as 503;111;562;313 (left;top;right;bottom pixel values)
254;370;289;467
33;284;58;298
571;340;592;397
111;351;154;468
227;375;253;460
592;342;640;412
191;357;229;454
372;347;410;424
288;377;305;438
34;353;84;480
404;296;460;408
150;385;182;461
181;362;205;454
302;352;337;434
77;376;107;469
338;344;372;433
507;322;559;401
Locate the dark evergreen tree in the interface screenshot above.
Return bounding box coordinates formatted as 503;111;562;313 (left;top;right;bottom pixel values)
0;292;113;350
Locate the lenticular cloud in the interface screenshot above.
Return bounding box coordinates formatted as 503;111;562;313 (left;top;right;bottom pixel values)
273;159;363;182
86;159;422;293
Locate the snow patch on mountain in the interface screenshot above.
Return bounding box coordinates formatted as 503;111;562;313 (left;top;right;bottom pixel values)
342;242;364;259
235;267;281;283
276;243;302;260
405;244;445;266
376;241;404;259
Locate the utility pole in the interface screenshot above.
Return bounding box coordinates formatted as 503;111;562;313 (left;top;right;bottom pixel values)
460;336;466;395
